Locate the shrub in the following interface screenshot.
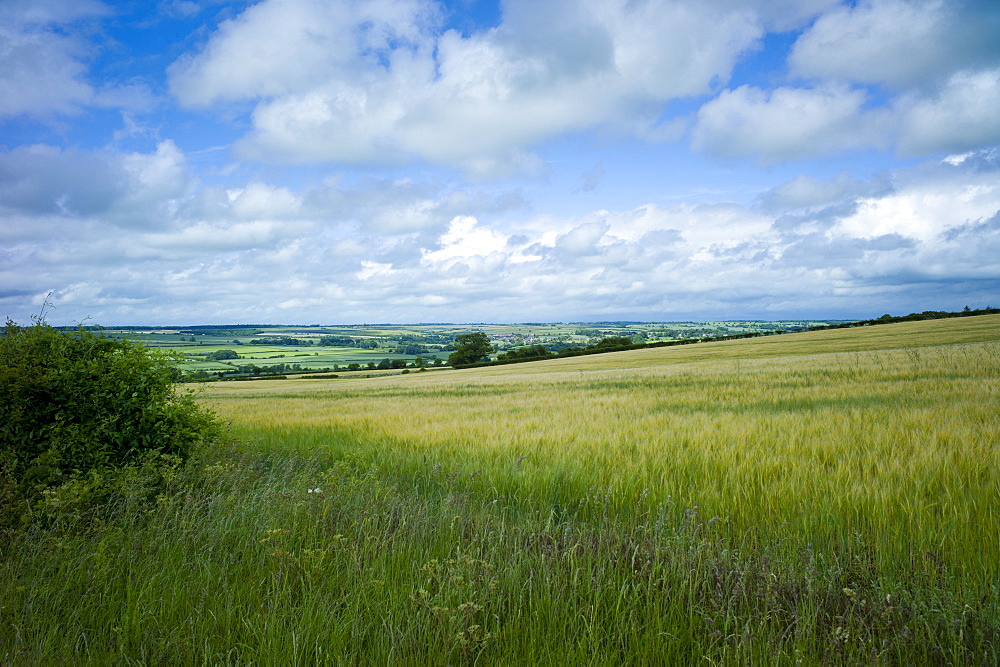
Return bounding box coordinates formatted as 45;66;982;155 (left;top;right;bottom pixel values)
0;319;220;523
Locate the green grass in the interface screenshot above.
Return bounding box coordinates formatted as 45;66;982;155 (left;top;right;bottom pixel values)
2;315;998;663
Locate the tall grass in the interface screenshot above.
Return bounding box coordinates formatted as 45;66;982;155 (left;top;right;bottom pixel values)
204;318;1000;584
1;315;998;663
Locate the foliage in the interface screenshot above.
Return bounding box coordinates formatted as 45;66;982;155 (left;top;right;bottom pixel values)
318;335;355;346
204;349;240;361
496;344;554;362
0;319;220;524
586;335;633;349
447;332;492;367
255;336;312;346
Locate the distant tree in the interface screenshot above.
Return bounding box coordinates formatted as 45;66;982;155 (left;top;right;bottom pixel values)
377;359;392;370
496;345;552;362
319;336;355;347
588;336;633;350
205;349;240;361
390;359;408;369
448;332;492;367
347;363;361;371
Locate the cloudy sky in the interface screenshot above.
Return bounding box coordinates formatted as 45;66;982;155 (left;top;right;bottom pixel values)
2;0;999;325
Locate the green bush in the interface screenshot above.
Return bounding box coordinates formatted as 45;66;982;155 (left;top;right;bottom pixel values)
0;319;220;524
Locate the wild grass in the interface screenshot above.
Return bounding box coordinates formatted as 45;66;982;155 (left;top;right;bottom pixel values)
2;315;998;663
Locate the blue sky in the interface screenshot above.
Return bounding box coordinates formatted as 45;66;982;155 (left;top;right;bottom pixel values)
2;0;999;325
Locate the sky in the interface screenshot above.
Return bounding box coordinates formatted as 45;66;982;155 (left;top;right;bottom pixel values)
2;0;999;326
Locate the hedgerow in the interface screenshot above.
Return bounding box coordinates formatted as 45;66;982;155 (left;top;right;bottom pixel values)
0;319;220;527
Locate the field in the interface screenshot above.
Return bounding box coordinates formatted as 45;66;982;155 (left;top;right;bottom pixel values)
203;316;1000;581
2;315;998;663
100;319;845;377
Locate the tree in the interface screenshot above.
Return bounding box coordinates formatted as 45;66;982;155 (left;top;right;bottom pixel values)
205;349;239;361
588;336;633;350
496;344;552;362
448;332;492;367
1;319;220;513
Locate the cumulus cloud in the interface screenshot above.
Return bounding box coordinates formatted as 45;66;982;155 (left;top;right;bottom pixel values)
690;0;1000;162
0;0;160;121
168;0;765;172
691;85;891;162
0;0;108;118
789;0;1000;89
169;0;439;106
6;145;999;323
895;68;1000;155
3;1;999;324
759;172;893;211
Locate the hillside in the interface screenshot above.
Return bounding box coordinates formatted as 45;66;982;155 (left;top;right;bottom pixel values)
3;314;997;664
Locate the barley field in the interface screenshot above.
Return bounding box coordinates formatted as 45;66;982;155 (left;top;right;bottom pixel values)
203;315;1000;581
2;315;998;663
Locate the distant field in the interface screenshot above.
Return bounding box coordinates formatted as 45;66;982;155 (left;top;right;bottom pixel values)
100;318;846;375
202;314;1000;581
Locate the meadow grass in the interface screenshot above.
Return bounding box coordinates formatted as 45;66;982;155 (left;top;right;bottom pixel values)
1;315;998;663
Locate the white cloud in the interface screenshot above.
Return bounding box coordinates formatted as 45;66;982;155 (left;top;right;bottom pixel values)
4;111;1000;325
552;220;610;257
691;84;891;162
226;182;302;220
835;167;1000;243
688;0;1000;163
734;0;841;32
170;0;766;171
168;0;439;106
759;172;892;211
0;23;94;118
421;215;508;269
789;0;1000;89
0;1;157;120
0;0;108;25
895;68;1000;156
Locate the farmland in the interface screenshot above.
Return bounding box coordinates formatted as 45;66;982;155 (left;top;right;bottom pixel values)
202;315;1000;582
2;314;998;663
99;319;846;378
